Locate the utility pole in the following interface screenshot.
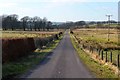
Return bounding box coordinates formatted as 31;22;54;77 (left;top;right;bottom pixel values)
106;15;112;41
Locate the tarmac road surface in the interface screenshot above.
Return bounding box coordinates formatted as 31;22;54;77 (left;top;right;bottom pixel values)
23;30;94;78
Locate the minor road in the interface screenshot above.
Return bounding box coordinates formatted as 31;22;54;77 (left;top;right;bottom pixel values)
23;30;94;78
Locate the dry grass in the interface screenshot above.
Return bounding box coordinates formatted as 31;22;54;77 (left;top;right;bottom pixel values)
2;31;59;39
72;28;120;69
73;29;119;48
73;29;118;43
70;34;118;78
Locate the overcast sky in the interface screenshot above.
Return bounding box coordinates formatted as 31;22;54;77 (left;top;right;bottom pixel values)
0;0;119;22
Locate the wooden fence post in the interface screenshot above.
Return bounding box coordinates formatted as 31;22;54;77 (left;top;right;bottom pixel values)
117;54;120;67
101;50;104;60
110;51;112;63
105;51;107;62
97;48;98;52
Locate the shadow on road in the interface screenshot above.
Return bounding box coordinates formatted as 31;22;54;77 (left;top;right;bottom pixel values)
40;52;53;65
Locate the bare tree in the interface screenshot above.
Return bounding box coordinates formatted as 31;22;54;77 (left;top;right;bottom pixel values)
42;17;47;31
21;16;29;31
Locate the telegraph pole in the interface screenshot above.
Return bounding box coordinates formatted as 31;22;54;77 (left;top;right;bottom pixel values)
106;15;112;41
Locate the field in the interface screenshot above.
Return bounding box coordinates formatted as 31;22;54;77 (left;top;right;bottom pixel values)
2;30;63;78
73;29;119;49
72;28;120;66
2;31;59;39
3;36;63;78
89;23;118;28
2;30;63;63
70;34;117;78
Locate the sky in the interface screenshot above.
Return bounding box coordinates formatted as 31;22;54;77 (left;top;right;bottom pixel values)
0;0;119;22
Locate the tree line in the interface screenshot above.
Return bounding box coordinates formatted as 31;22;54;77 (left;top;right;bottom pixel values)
59;20;118;29
2;14;118;30
2;14;56;31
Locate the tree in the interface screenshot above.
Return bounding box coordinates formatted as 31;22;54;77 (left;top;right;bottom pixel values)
89;21;97;25
21;16;29;31
10;14;19;30
75;21;86;27
46;21;52;31
2;14;19;30
32;16;41;31
42;17;47;31
27;17;33;31
2;15;8;30
37;18;42;31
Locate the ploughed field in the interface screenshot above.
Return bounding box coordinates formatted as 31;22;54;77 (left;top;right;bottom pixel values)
72;29;120;66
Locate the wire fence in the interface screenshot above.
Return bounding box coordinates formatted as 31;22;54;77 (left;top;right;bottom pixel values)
73;35;120;69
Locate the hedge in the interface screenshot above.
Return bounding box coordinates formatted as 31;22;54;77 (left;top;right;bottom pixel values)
2;38;35;63
2;32;63;63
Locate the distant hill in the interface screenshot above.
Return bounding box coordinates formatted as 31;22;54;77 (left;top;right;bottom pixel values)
52;22;64;25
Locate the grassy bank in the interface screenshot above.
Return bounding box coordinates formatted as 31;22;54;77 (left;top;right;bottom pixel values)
70;34;118;78
2;35;63;78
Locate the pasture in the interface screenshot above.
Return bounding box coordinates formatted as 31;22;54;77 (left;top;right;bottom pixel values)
73;29;119;49
72;28;120;67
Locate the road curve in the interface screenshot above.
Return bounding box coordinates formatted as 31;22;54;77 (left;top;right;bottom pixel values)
23;30;94;78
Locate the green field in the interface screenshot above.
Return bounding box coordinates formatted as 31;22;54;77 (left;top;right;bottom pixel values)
72;29;120;67
70;34;118;78
73;29;119;48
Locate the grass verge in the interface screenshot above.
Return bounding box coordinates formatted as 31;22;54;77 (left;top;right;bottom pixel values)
2;35;63;78
70;34;118;78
